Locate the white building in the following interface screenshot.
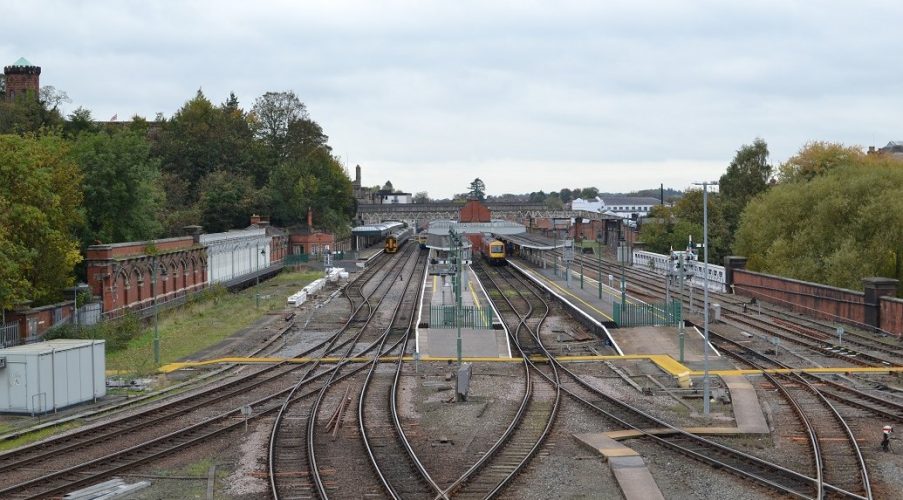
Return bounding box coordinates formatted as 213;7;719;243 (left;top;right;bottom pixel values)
571;196;661;219
375;191;413;204
200;228;270;284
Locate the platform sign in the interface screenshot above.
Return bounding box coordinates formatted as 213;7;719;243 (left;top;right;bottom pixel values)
563;239;574;262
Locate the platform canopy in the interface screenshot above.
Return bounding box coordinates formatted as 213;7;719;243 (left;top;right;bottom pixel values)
351;221;404;237
498;233;565;250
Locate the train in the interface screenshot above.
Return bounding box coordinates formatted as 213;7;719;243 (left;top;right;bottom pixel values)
474;234;507;266
416;233;429;249
384;226;414;253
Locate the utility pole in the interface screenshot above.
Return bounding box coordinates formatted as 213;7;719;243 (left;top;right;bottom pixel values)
693;180;718;416
449;229;463;369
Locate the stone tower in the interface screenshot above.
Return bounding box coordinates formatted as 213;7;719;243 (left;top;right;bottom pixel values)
3;57;41;101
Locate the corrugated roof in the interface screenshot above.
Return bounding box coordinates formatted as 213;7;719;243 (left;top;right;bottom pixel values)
0;339;104;355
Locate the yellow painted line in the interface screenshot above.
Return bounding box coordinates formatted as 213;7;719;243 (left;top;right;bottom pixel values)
519;265;614;321
468;281;482;311
160;355;903;378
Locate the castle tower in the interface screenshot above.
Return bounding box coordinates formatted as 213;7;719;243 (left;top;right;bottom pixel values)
3;57;41;101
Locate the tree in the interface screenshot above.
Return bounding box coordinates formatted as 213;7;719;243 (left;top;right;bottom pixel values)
778;141;864;183
469;178;486;200
251;91;308;162
0;134;83;307
285;118;331;161
268;148;354;231
0;90;64;134
198;171;266;233
64;106;97;137
719;138;773;247
413;191;430;204
156;89;259;201
382;180;394;192
580;187;599;200
72;129;164;247
735;155;903;291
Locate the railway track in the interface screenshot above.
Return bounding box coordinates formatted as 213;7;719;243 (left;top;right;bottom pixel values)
269;244;429;499
495;263;868;499
710;330;873;499
566;250;903;363
358;250;444;499
0;249;405;498
447;263;559;499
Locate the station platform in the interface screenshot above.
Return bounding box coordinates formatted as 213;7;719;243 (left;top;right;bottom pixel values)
415;250;511;358
507;257;772;436
356;244;384;262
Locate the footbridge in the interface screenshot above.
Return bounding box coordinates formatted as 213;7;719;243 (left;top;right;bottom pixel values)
356;202;613;225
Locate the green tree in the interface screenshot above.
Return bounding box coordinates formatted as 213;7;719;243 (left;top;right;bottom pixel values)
735;155;903;291
0;134;83;307
719;138;773;246
64;107;97;137
268;148;354;231
413;191;430;204
198;171;267;233
71;129;164;246
156;90;258;201
469;178;486;200
251;91;308;162
0;91;64;134
580;187;599;199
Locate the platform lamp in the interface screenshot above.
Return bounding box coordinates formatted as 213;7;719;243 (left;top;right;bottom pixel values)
693;180;718;416
151;258;168;366
255;244;266;309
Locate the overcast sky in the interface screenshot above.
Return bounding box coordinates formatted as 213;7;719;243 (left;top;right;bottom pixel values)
3;1;901;198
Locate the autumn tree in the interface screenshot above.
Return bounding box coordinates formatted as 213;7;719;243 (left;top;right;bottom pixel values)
735;155;903;291
778;141;864;183
0;134;83;307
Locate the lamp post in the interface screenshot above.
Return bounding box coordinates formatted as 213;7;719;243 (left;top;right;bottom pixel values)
255;244;266;309
151;258;167;366
693;180;718;416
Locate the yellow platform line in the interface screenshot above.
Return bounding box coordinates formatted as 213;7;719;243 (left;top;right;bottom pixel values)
160;354;903;376
468;281;482;311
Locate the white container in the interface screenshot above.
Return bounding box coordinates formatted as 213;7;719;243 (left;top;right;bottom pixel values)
0;339;106;414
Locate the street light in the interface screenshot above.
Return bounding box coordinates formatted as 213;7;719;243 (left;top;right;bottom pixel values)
151;258;168;366
693;180;718;416
256;244;266;309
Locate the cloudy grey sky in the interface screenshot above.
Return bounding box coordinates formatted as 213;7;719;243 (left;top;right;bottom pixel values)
3;1;901;198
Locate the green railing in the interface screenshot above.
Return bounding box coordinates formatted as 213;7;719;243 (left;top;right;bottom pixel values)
613;300;681;327
430;305;493;329
284;254;310;265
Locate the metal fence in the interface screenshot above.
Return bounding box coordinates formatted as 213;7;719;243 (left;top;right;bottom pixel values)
613;300;682;327
1;322;19;347
429;305;493;329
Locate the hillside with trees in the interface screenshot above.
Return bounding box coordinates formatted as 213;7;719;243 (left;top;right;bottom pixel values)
0;87;354;308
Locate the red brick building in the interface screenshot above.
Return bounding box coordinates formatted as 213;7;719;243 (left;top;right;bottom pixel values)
85;236;207;317
3;57;40;101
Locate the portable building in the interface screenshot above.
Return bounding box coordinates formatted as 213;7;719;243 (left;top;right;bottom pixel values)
0;339;105;414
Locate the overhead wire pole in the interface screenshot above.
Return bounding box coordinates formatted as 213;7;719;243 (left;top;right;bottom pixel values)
693;180;718;416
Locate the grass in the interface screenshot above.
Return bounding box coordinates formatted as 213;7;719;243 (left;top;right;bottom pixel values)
107;269;322;375
0;421;82;452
